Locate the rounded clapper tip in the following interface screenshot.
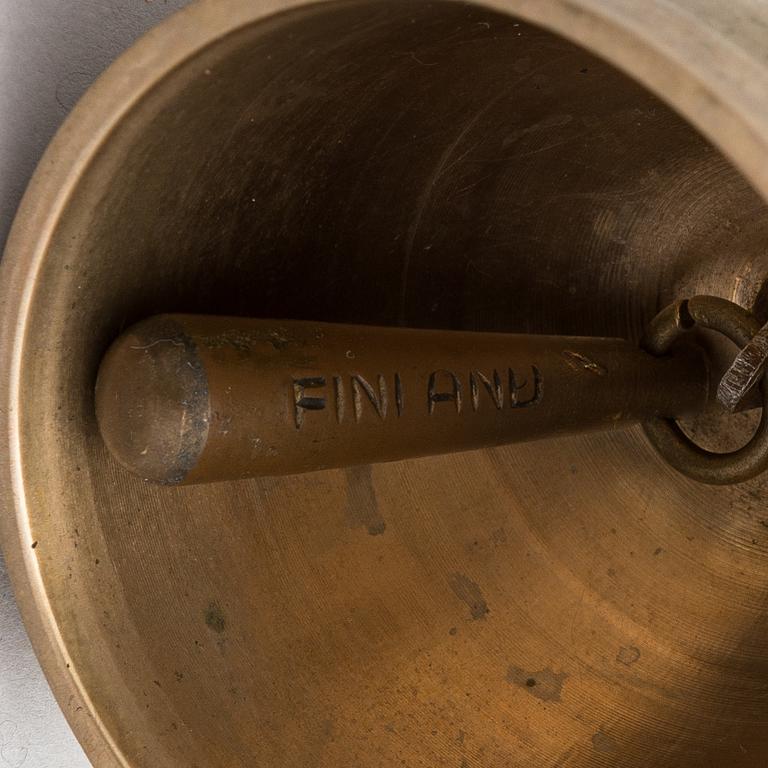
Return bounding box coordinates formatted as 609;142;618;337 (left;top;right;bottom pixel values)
95;316;210;485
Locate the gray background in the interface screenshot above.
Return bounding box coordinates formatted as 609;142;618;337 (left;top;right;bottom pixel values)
0;2;190;765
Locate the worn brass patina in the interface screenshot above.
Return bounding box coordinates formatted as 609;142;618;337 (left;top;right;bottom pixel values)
95;314;710;483
4;1;768;766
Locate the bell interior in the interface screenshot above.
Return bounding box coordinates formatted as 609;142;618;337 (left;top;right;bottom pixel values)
15;1;768;766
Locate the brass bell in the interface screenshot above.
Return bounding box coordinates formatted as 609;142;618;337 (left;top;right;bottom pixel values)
4;1;768;766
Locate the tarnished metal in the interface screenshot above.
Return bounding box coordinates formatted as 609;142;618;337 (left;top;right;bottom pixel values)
718;320;768;412
643;296;768;485
95;315;710;484
5;1;768;767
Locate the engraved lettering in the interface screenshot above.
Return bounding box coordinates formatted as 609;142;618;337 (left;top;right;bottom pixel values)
333;376;345;424
293;377;326;428
292;365;542;428
509;366;543;408
470;370;504;411
395;373;404;416
351;374;388;422
428;370;463;414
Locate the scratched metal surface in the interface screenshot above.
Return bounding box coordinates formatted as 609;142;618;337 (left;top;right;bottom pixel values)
3;1;768;765
5;1;768;766
0;2;190;765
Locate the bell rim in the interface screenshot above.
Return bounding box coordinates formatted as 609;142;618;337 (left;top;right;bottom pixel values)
1;0;767;765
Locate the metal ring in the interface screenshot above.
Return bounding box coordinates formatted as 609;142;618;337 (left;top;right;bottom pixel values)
642;295;768;485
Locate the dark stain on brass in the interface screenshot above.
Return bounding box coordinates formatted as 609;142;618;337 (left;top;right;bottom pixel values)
592;730;620;754
345;465;386;536
448;573;490;620
616;646;641;667
507;666;569;703
204;603;226;634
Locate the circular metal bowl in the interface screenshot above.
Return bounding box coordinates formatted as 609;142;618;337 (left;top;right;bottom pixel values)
4;1;768;765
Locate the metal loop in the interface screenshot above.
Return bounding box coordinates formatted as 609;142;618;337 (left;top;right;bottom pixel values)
642;295;768;485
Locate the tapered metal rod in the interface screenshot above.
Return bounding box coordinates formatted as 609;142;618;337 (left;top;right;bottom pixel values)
94;315;710;485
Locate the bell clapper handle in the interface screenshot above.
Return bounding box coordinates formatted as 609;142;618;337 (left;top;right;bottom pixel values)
94;295;768;487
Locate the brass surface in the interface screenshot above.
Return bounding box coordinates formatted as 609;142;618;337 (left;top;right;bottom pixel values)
718;319;768;413
95;315;709;483
4;1;768;767
642;296;768;485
